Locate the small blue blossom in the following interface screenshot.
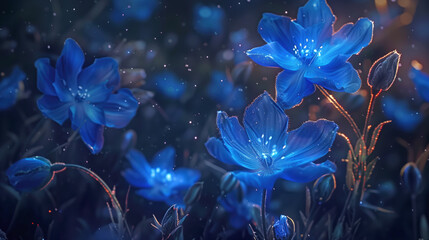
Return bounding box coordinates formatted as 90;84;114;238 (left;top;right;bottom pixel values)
246;0;373;109
218;182;258;229
409;62;429;102
205;92;338;189
273;215;292;240
207;71;245;110
382;95;422;132
7;156;53;192
149;71;187;99
123;146;200;207
35;38;139;154
111;0;158;23
193;4;225;36
0;66;26;110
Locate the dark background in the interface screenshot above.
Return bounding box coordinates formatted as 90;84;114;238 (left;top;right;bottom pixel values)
0;0;429;239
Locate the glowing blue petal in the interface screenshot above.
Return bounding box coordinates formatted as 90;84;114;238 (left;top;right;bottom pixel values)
257;13;303;52
233;171;280;189
83;103;105;126
316;18;373;65
79;119;104;154
78;57;120;90
217;111;261;170
126;149;151;176
296;0;335;42
151;146;175;170
410;66;429;102
246;42;302;71
205;137;237;165
275;70;315;109
122;169;152;188
35;58;56;96
306;59;361;93
243;92;288;156
173;168;201;189
382;95;422;132
135;188;168;202
37;95;71;125
281;161;336;182
55;38;84;92
52;73;74;102
97;89;138;128
276;119;338;168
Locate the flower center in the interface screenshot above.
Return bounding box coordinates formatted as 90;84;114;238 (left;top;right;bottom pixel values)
70;85;91;102
292;39;323;64
151;167;173;183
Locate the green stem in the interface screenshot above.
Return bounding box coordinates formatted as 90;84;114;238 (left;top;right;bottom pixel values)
61;163;123;213
317;86;362;140
261;189;268;240
363;89;382;143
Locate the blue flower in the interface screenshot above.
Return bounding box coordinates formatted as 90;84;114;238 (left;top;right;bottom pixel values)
35;38;138;154
205;92;338;189
246;0;373;109
409;62;429;102
382;95;422;132
218;182;258;229
207;71;245;110
193;4;225;36
123;146;200;207
111;0;158;23
273;215;293;240
0;66;26;110
7;156;53;192
149;71;187;99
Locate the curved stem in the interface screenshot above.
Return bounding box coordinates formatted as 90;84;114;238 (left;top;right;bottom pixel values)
363;89;382;143
261;189;268;240
316;86;362;140
61;163;123;213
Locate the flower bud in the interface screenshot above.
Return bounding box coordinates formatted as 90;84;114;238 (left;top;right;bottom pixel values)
120;130;137;153
273;215;293;240
220;172;240;195
6;156;53;192
183;182;204;206
313;174;336;204
367;50;401;92
401;162;422;194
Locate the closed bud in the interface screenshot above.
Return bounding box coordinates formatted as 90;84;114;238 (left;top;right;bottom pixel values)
273;215;294;240
367;50;401;92
220;172;240;195
120;130;137;153
401;162;422;194
183;182;204;206
313;174;336;204
6;156;53;192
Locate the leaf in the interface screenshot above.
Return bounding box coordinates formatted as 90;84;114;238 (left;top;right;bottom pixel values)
368;120;391;155
183;182;204;206
360;202;395;214
354;138;367;163
365;157;379;181
346;160;356;190
416;144;429;172
299;211;307;226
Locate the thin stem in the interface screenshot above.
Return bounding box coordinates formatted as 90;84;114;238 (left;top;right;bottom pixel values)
261;189;268;240
363;89;382;143
411;194;418;240
62;163;122;213
317;86;362;139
